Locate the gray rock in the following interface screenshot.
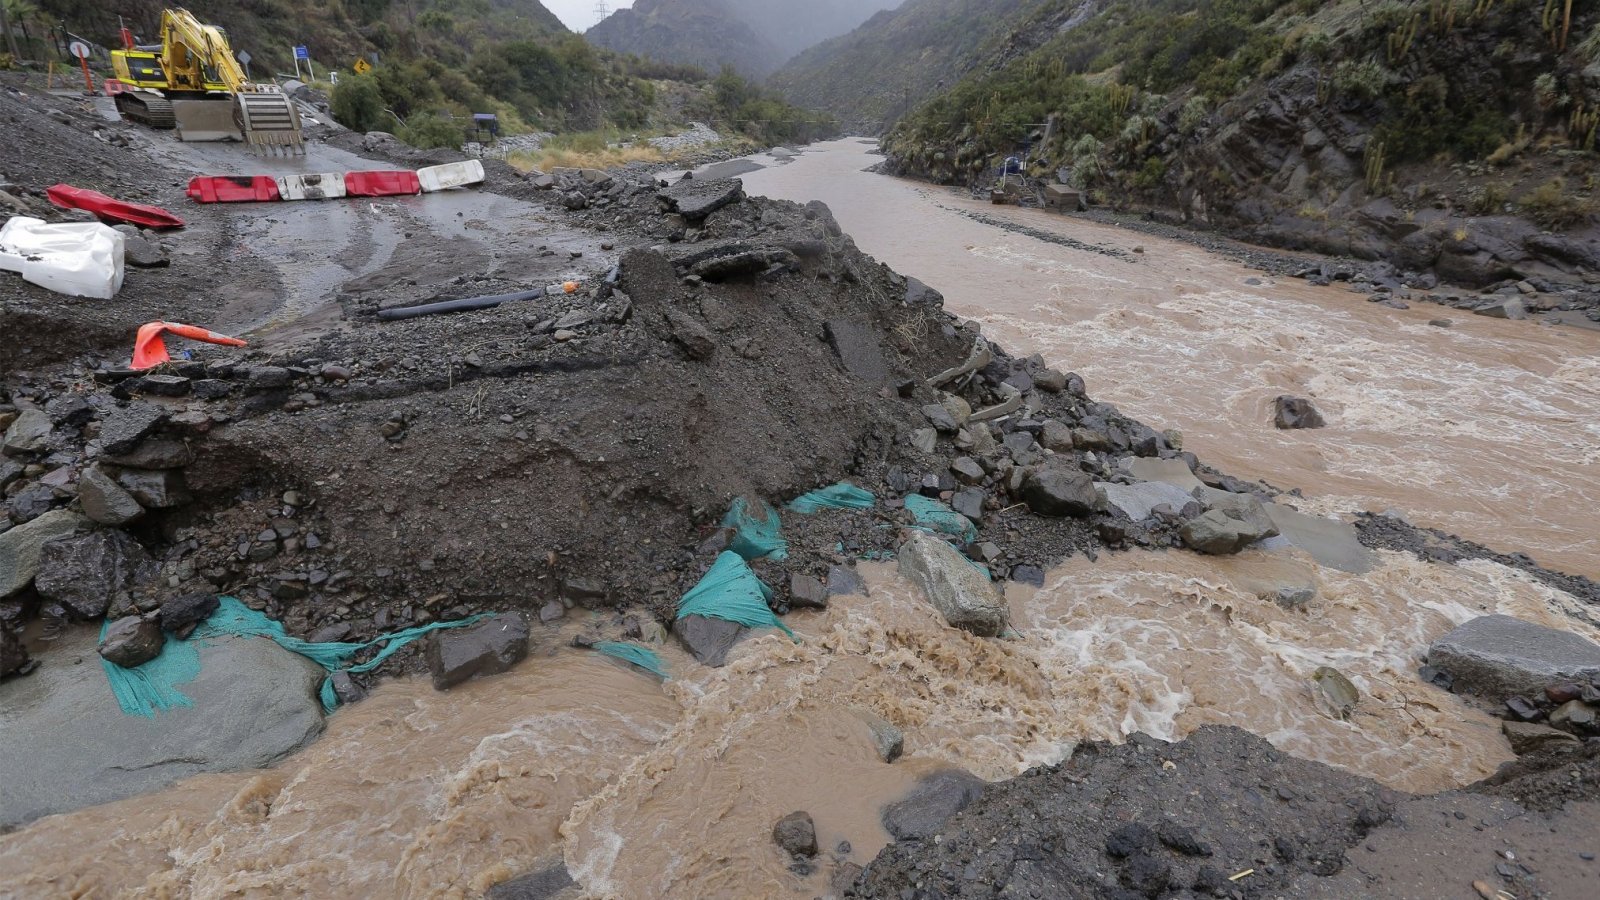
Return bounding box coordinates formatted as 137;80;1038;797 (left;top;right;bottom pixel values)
1501;720;1581;755
330;671;367;705
951;488;985;523
0;459;21;491
1039;419;1074;451
774;811;819;857
0;509;87;600
426;613;530;690
881;768;987;840
1428;615;1600;703
922;403;958;433
115;468;189;508
99;614;164;668
1020;464;1100;517
2;409;53;455
159;592;219;632
121;230;170;268
950;457;985;484
7;485;56;523
131;374;190;397
0;626;28;677
789;573;828;609
1033;369;1068;393
1549;699;1598;731
1274;396;1326;430
77;466;144;525
0;627;326;827
904;276;944;308
486;865;577;900
858;709;904;763
1180;509;1273;555
247;366;292;389
910;428;938;453
1474;298;1527;320
98;402;167;455
898;531;1007;637
674;614;747;667
35;531;154;620
828;565;866;598
658;178;744;221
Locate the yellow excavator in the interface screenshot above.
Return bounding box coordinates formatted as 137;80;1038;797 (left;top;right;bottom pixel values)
110;8;303;154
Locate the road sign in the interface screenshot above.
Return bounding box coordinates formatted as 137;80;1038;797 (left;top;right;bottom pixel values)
353;58;371;75
293;45;309;60
68;41;91;60
237;50;251;65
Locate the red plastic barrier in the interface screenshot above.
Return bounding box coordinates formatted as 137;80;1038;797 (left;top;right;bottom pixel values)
132;321;248;370
47;184;186;229
186;176;282;204
344;170;421;198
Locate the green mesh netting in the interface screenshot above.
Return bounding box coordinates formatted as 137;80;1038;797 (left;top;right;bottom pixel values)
676;551;796;639
904;494;978;543
593;641;671;680
722;497;789;561
101;597;490;717
788;483;875;514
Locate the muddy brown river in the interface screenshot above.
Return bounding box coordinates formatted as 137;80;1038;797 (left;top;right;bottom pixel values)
5;140;1600;899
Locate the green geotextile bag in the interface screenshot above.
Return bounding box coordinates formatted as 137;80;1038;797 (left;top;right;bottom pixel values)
904;494;978;543
676;551;796;639
788;483;875;514
101;597;489;717
593;641;671;680
722;497;789;560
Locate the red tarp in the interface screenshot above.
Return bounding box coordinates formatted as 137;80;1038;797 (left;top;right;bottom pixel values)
343;170;421;197
46;184;186;229
185;176;282;204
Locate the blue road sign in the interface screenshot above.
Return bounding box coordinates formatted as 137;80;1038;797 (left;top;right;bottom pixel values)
293;45;309;60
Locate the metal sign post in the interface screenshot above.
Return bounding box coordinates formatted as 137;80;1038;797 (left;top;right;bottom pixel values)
293;45;312;82
69;41;93;94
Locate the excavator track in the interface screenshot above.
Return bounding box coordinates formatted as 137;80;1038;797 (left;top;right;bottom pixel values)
236;92;305;156
114;91;177;129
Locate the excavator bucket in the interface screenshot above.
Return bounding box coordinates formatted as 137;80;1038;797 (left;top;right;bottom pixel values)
171;98;244;143
237;93;305;156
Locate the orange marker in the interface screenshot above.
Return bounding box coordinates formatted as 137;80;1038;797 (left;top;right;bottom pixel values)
132;321;248;370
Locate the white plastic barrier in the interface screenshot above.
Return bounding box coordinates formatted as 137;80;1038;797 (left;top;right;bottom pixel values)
276;173;347;201
417;160;485;193
0;216;126;299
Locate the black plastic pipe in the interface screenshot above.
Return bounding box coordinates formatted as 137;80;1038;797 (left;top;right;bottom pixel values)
376;288;546;321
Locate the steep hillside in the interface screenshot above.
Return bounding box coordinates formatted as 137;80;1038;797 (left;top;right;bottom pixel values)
768;0;1051;134
880;0;1600;287
586;0;900;77
584;0;781;78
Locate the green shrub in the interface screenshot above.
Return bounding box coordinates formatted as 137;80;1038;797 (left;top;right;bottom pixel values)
331;73;387;133
398;112;466;150
1333;60;1388;103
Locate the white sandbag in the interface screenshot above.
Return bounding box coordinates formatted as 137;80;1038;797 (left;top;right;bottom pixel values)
0;216;126;299
417;160;485;193
276;173;347;201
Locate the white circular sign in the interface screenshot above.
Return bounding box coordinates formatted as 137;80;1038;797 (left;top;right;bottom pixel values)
69;41;91;60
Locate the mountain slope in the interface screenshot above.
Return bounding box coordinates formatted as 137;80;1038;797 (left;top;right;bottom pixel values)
768;0;1051;134
879;0;1600;286
586;0;900;77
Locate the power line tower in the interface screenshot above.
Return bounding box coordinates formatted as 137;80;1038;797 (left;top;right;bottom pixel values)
593;1;610;25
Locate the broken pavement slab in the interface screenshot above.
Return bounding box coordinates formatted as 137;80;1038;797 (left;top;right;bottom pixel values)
0;627;326;827
1121;457;1204;492
657;177;745;221
1098;480;1195;521
1428;614;1600;702
1260;504;1376;574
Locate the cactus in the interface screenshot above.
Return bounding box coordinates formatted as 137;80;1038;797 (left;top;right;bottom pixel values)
1365;139;1387;193
1387;13;1420;63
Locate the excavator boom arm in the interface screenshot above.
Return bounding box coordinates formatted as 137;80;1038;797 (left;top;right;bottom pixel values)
160;7;251;92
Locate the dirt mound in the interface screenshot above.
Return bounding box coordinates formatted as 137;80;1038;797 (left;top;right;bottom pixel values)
852;725;1600;899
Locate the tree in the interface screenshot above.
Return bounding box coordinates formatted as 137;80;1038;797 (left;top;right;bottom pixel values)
331;73;387;132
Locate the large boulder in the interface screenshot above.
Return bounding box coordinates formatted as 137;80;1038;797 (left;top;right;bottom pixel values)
0;627;326;827
898;531;1008;637
34;530;155;620
657;177;744;221
76;466;145;526
674;614;747;667
0;509;88;600
1020;463;1101;517
1428;615;1600;703
425;613;530;690
881;768;988;840
2;408;53;455
1273;396;1326;430
97;402;167;455
1180;489;1279;555
98;614;164;668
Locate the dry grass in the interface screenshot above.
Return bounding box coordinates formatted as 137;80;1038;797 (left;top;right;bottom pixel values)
510;144;666;173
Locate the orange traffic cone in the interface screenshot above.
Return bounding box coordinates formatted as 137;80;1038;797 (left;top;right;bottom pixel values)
132;321;248;370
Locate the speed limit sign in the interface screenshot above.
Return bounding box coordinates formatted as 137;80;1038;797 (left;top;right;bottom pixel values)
68;41;91;59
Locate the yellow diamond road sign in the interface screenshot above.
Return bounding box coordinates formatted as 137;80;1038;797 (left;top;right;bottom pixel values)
353;58;372;74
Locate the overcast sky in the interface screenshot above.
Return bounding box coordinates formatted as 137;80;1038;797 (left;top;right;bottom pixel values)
546;0;635;31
